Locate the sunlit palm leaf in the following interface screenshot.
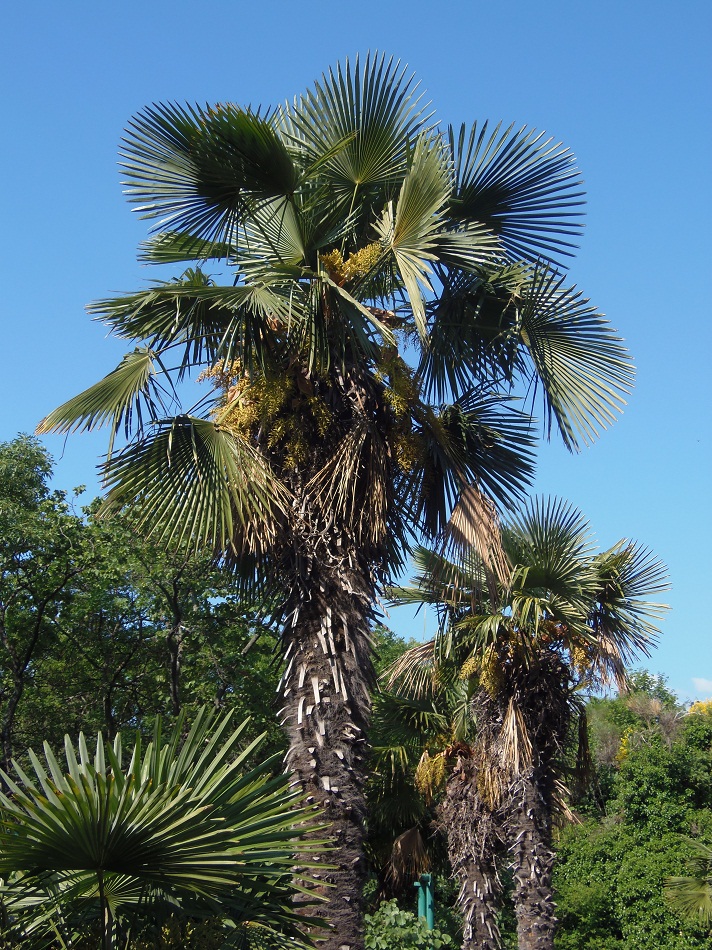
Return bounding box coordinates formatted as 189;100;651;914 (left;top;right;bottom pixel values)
517;266;634;450
101;417;290;556
122;102;299;243
374;136;498;337
286;52;429;200
591;539;669;663
418;262;529;400
449;121;585;267
36;347;172;456
138;231;236;263
92;273;296;374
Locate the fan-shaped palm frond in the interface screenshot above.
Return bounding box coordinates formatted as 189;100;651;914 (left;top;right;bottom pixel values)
374;136;498;336
448;121;585;267
100;416;290;556
665;839;712;925
36;347;172;457
0;709;325;949
285;52;429;202
122;102;299;244
515;266;635;449
399;388;535;543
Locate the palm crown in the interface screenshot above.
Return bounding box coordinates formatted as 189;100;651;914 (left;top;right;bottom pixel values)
38;53;631;569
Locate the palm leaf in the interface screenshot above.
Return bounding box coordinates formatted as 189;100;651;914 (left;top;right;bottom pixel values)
0;710;325;946
138;231;236;264
285;52;429;202
374;136;498;338
100;416;290;557
448;121;585;267
590;540;669;664
665;839;712;924
122;102;299;243
516;265;635;450
36;347;172;456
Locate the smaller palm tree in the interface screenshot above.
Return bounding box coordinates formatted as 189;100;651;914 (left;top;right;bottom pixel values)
0;708;325;949
388;498;668;950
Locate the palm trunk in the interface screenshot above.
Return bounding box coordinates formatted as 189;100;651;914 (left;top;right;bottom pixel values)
506;772;556;950
281;559;375;950
439;756;503;950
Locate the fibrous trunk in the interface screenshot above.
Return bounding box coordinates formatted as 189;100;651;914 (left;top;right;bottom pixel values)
281;559;375;950
439;755;503;950
505;772;556;950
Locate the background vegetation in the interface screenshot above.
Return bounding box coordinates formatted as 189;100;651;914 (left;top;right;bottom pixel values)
1;436;708;948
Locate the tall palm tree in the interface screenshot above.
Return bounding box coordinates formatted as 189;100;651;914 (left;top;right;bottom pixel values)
0;708;323;949
388;498;668;950
38;55;633;948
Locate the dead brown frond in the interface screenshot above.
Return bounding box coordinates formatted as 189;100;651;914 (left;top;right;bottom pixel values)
381;826;431;896
586;630;628;692
500;697;533;777
306;418;389;547
443;485;510;593
385;640;437;697
474;758;507;811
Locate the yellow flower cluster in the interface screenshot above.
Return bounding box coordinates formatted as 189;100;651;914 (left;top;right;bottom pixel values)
393;432;425;472
321;242;382;285
459;655;480;681
196;358;242;393
570;643;592;677
218;369;333;471
414;750;447;800
688;699;712;717
479;646;504;698
616;727;633;765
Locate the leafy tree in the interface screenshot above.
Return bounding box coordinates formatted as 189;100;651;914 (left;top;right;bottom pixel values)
38;54;633;948
554;695;712;949
0;436;86;768
389;498;667;950
0;436;285;765
0;709;323;950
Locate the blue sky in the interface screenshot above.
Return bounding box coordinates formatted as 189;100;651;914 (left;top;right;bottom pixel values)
2;1;710;699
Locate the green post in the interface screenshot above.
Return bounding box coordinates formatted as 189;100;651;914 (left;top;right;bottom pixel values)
414;873;435;930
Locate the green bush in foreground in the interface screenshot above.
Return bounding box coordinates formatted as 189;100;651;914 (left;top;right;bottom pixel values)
0;709;324;949
364;899;453;950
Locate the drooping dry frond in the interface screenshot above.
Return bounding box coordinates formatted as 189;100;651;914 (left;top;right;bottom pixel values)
500;697;533;777
385;640;437;697
305;417;389;548
443;484;511;592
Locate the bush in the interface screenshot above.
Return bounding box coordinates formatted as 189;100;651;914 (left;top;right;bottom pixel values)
364;900;453;950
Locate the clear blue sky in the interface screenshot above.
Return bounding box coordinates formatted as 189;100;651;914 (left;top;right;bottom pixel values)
2;1;710;699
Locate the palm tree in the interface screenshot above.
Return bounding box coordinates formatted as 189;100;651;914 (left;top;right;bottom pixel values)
0;708;323;949
37;54;634;948
388;498;668;950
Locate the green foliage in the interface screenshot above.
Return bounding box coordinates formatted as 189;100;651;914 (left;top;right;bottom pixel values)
364;900;453;950
0;436;286;768
554;693;712;948
0;709;322;948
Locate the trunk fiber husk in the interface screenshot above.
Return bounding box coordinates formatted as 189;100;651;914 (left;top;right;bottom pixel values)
439;755;503;950
282;561;374;950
